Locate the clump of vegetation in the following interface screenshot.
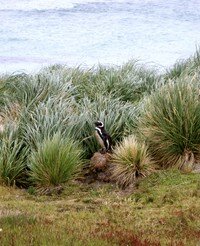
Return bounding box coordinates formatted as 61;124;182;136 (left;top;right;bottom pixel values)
111;135;154;188
28;133;83;188
4;71;75;108
71;61;159;103
18;97;76;151
139;74;200;170
0;128;28;186
165;49;200;80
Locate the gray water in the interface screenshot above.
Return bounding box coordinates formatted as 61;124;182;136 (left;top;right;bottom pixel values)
0;0;200;73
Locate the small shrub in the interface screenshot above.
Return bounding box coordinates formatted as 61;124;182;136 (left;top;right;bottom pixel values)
28;133;83;187
18;97;76;150
165;48;200;79
4;70;75;108
165;60;190;80
139;75;200;169
0;129;28;186
111;135;154;188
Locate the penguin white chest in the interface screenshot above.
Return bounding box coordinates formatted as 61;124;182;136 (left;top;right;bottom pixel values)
95;130;105;149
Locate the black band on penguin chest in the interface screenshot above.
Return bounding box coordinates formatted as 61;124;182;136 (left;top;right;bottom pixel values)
95;127;110;149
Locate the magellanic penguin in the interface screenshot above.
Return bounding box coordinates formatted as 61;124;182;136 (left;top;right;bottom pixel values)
94;121;112;153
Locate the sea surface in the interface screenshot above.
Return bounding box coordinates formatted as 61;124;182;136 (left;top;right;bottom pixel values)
0;0;200;73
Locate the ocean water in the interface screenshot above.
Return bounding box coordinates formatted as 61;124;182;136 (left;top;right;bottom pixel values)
0;0;200;73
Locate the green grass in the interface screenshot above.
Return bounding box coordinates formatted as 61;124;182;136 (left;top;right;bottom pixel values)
165;48;200;79
70;62;160;103
139;74;200;169
28;133;83;188
0;129;29;186
4;71;75;108
0;51;200;244
0;170;199;245
18;97;76;151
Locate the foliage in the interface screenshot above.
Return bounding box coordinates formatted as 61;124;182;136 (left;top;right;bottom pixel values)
0;50;200;188
139;74;200;169
111;135;154;188
18;97;76;151
71;61;159;103
68;95;138;157
28;133;83;187
0;128;28;186
4;70;75;108
165;48;200;80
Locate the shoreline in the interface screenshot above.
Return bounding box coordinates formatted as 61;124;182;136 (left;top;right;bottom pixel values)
0;58;176;76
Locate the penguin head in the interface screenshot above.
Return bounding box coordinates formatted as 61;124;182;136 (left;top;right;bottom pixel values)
94;121;104;128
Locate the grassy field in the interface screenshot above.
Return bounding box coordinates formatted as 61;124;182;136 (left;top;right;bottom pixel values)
0;51;200;245
0;170;200;245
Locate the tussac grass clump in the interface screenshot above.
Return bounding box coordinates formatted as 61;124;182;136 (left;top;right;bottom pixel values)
28;133;83;187
111;135;154;188
70;62;159;103
165;49;200;80
4;71;75;108
0;129;28;186
18;97;76;151
139;74;200;170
